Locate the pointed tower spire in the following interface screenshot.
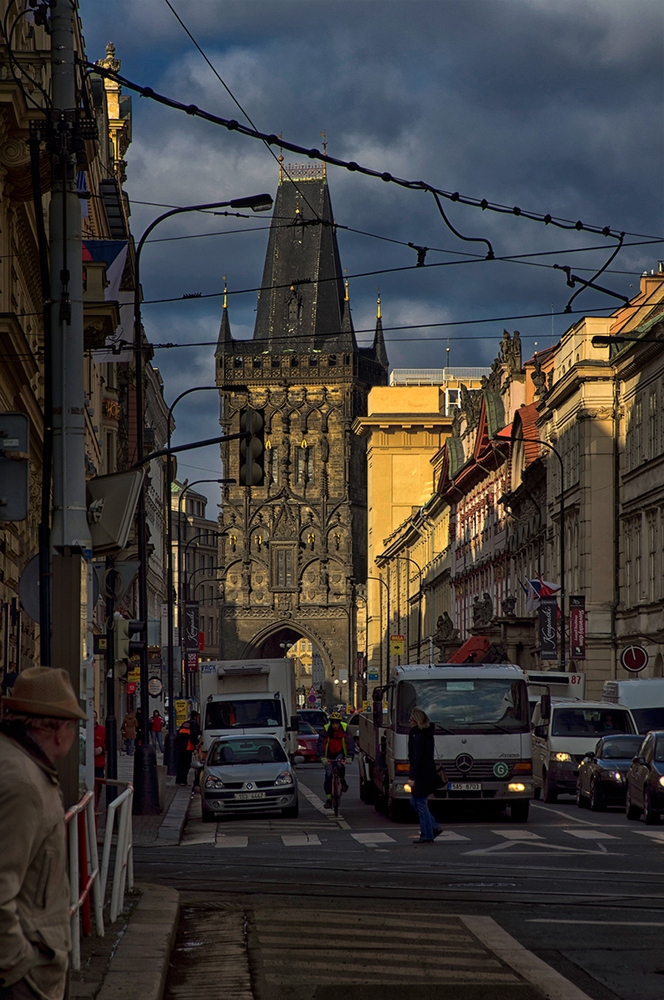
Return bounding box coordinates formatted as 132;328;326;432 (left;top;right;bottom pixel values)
340;268;353;336
372;288;389;370
215;276;233;358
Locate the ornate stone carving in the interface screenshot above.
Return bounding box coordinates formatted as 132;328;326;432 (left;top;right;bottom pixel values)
433;612;459;645
472;591;494;627
501;596;517;617
531;358;547;397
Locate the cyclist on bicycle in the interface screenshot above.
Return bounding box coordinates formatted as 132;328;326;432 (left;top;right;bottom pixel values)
317;712;355;808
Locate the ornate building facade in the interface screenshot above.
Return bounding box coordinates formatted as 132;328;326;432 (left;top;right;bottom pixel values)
215;166;388;703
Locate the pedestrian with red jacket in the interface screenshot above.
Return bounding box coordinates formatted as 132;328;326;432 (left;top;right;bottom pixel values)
176;712;200;785
149;710;165;753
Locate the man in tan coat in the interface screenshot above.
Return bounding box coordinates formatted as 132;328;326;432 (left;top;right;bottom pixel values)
0;667;86;1000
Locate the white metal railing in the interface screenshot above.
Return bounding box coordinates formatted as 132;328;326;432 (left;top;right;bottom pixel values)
99;780;134;923
390;367;489;385
64;791;104;971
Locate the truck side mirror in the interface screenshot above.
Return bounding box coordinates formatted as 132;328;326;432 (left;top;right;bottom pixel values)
540;694;551;720
289;716;299;732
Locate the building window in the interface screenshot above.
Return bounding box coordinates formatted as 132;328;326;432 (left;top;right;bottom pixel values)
296;446;314;485
272;545;296;589
648;512;657;603
649;390;658;460
634;397;643;468
634;516;642;603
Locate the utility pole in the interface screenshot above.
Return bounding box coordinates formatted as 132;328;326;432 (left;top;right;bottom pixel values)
49;0;92;807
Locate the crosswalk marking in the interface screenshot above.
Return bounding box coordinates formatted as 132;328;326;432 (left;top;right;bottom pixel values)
215;835;249;848
492;829;542;840
281;833;320;846
632;829;664;841
351;832;395;845
564;828;618;840
436;830;471;841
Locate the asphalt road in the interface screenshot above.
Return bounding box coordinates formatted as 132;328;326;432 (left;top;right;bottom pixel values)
137;762;664;1000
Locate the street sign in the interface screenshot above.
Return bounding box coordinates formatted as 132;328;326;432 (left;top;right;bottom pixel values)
367;668;379;683
308;694;317;704
127;682;137;694
175;699;188;728
621;644;648;673
127;666;141;683
390;634;405;655
148;676;163;697
569;595;586;659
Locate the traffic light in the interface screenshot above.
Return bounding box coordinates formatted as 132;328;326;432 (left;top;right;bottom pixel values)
115;619;146;669
239;407;265;486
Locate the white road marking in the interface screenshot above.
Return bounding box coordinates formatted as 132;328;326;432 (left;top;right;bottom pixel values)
563;828;617;840
435;830;471;841
352;832;396;845
281;834;321;846
530;801;599;826
528;919;664;926
215;835;249;848
298;780;351;830
492;829;543;840
632;829;664;841
462;916;593;1000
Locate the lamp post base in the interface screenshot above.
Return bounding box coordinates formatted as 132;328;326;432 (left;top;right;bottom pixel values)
132;743;160;814
163;731;178;776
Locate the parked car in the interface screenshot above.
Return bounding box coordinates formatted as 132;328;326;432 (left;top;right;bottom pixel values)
201;734;299;821
296;720;320;762
297;709;328;734
576;734;644;811
625;731;664;825
344;712;364;740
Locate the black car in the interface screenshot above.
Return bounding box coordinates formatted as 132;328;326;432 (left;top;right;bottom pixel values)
576;734;644;811
625;730;664;825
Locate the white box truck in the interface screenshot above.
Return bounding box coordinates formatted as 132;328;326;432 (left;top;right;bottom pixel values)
524;669;585;718
198;659;298;755
358;663;534;822
602;678;664;734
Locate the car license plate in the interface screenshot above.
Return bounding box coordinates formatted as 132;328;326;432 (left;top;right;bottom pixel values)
448;782;481;791
234;792;266;800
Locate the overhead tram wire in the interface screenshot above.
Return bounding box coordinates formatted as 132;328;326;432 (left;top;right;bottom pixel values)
83;58;632;246
162;0;325;227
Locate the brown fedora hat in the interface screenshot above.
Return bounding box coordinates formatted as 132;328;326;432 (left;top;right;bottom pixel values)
3;667;87;720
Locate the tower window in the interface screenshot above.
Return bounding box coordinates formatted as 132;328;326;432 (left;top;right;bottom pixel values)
234;356;243;368
290;355;299;368
272;544;296;589
253;357;262;369
328;355;337;367
309;355;318;367
272;356;281;369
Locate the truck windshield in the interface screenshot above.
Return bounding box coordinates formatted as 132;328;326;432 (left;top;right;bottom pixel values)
397;678;529;733
204;699;283;730
551;708;635;736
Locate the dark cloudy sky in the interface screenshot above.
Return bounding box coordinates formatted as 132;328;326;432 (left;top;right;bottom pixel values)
79;0;664;507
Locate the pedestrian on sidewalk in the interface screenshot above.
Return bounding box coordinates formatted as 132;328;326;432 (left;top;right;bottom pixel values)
408;707;442;845
176;711;200;785
93;710;106;806
0;666;87;1000
149;710;165;753
121;709;137;756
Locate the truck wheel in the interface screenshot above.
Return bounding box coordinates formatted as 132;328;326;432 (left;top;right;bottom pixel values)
533;785;541;800
387;796;408;822
542;771;558;803
360;774;374;804
510;800;529;823
282;799;299;819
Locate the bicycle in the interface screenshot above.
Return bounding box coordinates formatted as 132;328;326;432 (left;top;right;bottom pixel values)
327;756;347;817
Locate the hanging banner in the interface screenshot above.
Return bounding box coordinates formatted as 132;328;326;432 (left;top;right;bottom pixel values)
185;651;199;673
569;595;586;659
538;595;558;661
182;601;199;651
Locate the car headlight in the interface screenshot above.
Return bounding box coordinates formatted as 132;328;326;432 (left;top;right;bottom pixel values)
275;770;294;786
297;743;307;751
552;752;573;763
204;775;225;789
403;783;412;794
609;771;624;781
658;776;664;787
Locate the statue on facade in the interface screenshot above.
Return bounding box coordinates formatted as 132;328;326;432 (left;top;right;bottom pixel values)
472;591;494;627
434;612;459;643
501;595;517;617
459;383;479;429
531;358;547;397
481;357;503;392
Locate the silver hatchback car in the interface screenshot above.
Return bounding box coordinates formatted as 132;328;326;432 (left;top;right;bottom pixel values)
201;734;299;821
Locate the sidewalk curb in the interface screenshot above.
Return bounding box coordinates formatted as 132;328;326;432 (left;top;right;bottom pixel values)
96;884;179;1000
156;785;193;846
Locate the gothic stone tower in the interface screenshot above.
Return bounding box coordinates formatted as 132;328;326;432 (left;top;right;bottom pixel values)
215;164;388;700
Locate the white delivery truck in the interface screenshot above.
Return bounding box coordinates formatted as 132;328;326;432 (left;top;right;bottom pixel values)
358;663;534;823
602;678;664;734
198;659;299;755
524;670;585;718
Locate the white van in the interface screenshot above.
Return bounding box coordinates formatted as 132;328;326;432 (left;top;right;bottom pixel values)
602;679;664;734
531;696;638;802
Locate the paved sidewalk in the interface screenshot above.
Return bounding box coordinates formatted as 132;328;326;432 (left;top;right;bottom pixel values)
97;754;192;847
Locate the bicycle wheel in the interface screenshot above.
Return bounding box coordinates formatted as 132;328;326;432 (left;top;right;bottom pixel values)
331;774;342;817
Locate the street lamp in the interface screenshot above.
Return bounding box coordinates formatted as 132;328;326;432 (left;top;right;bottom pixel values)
132;193;273;813
398;555;423;663
498;433;566;669
367;575;390;688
